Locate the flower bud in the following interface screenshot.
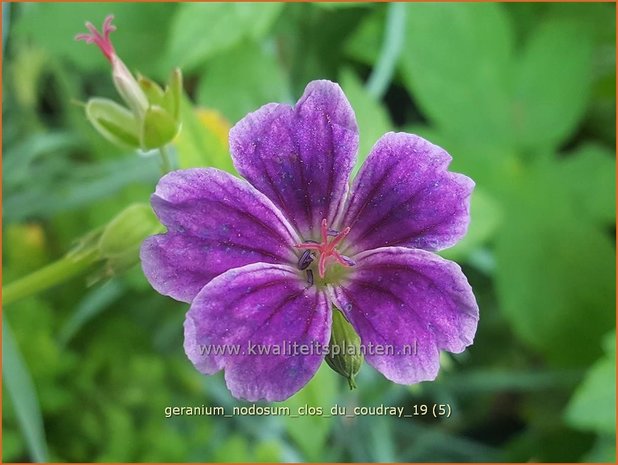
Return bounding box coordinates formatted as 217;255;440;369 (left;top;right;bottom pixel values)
325;308;363;389
140;105;180;151
97;203;164;277
111;55;149;119
138;69;183;151
77;17;183;152
139;68;182;122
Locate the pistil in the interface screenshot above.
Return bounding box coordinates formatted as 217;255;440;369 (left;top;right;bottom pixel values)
75;15;117;63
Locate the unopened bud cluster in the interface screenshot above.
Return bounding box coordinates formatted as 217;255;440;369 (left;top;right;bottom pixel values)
77;16;182;151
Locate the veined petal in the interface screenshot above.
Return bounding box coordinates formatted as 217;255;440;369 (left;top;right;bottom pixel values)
230;80;358;239
140;168;300;303
328;247;478;385
340;133;474;255
184;263;331;402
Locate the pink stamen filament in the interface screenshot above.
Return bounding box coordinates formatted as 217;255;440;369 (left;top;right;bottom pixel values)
295;219;354;278
75;15;117;63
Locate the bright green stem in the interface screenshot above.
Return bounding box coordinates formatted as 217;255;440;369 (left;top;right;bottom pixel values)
158;145;173;174
366;2;407;100
2;250;99;307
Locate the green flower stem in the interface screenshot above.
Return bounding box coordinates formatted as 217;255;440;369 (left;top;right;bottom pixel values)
2;249;99;307
158;144;173;174
366;2;407;100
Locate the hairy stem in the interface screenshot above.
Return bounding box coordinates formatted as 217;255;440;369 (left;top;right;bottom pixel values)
3;250;99;307
158;144;173;174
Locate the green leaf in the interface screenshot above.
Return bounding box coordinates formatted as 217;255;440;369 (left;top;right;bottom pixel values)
58;280;126;345
2;428;26;462
440;188;502;262
3;156;160;222
277;4;367;93
313;2;372;10
545;3;616;44
494;159;615;365
437;368;581;394
3;317;49;462
559;144;616;224
14;3;177;76
7;43;47;109
280;364;337;461
3;131;81;191
401;124;520;197
174;94;233;172
583;435;616;462
512;19;594;151
401;3;513;146
196;42;288;123
254;441;282;462
212;435;250;462
340;69;392;175
166;3;283;71
343;7;384;66
565;331;616;435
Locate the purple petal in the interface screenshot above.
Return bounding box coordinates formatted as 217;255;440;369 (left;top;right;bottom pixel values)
140;168;300;303
328;247;478;384
340;133;474;255
184;263;331;402
230;80;359;239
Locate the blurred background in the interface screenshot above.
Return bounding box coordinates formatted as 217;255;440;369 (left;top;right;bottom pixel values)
2;2;615;462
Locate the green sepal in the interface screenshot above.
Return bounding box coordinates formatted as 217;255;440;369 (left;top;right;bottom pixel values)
137;73;166;106
325;308;363;389
97;203;164;277
164;68;183;121
85;97;140;149
140;105;181;151
137;68;182;122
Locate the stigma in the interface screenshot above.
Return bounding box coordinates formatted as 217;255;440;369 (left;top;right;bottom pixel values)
75;15;117;63
76;15;149;119
295;219;356;278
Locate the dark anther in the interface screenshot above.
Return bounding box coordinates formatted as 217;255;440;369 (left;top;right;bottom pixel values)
306;269;314;286
298;249;315;270
337;255;356;267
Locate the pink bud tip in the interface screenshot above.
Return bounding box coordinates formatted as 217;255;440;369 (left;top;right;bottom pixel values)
75;15;117;63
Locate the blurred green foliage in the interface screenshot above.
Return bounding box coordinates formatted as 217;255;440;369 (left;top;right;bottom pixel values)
2;2;615;462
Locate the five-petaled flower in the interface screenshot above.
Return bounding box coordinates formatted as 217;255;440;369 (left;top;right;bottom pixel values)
141;80;479;402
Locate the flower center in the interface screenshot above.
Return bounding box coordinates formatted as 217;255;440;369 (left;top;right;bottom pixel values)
295;219;355;279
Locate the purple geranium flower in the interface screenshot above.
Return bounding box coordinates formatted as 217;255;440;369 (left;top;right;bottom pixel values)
141;80;479;402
